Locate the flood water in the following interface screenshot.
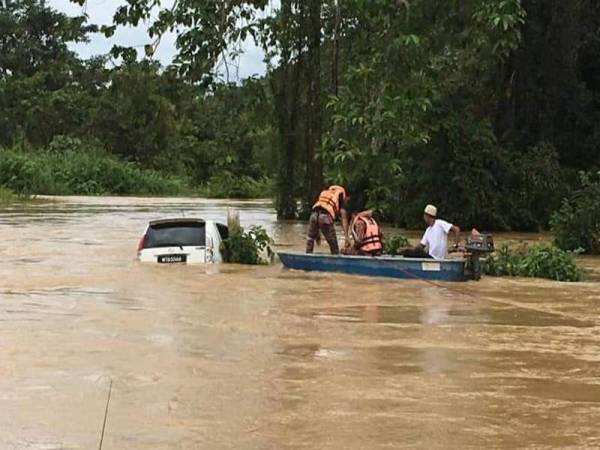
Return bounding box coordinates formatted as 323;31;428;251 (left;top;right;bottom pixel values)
1;196;600;449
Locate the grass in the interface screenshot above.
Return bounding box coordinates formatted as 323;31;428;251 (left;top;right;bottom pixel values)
0;143;276;199
0;145;191;196
0;186;31;205
198;172;274;199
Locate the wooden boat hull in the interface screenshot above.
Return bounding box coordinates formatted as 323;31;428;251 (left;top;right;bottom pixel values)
278;251;467;282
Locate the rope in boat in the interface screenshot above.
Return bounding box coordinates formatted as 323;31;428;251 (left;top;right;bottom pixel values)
389;263;481;300
98;379;113;450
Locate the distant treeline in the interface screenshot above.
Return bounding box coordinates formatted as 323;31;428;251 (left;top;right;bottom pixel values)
1;1;600;231
0;1;274;198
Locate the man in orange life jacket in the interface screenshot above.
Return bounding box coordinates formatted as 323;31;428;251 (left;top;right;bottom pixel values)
306;185;350;254
343;211;383;256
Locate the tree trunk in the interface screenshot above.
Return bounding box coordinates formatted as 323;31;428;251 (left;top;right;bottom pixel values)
304;0;324;211
274;0;300;219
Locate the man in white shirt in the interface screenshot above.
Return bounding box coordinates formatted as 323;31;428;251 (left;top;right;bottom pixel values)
403;204;461;260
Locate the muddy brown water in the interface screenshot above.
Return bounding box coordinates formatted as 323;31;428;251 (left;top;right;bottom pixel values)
1;196;600;449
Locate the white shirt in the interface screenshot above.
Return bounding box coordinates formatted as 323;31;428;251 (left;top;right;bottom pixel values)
421;219;453;260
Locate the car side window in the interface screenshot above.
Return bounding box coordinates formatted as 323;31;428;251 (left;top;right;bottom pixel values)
216;223;229;240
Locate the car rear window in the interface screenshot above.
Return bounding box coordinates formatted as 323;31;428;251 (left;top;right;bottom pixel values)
144;221;206;248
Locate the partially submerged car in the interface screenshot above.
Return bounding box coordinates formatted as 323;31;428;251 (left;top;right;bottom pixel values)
137;218;229;264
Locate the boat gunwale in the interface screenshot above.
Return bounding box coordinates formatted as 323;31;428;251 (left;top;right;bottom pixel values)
277;251;466;265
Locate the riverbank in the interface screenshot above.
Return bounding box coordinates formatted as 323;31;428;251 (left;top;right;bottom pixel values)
0;146;190;196
0;145;274;199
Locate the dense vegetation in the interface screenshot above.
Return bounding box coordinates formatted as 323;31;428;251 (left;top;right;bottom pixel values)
484;244;583;282
2;1;600;247
0;1;273;197
551;172;600;255
0;187;24;205
0;138;188;195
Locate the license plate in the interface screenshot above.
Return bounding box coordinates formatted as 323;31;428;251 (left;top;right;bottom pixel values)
158;254;187;264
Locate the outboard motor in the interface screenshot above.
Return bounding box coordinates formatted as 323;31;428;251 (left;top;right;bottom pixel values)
465;233;495;281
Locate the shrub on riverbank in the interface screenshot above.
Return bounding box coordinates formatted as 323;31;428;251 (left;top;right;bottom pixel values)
484;244;583;282
221;226;274;265
551;172;600;254
200;172;274;199
0;140;190;196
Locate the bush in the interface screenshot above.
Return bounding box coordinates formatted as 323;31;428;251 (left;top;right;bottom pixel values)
484;244;583;282
0;138;190;196
0;187;27;205
220;225;274;265
200;171;273;199
383;234;410;255
551;172;600;254
505;144;567;231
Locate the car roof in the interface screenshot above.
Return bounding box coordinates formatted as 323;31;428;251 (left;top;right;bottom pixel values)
149;218;206;226
148;218;229;228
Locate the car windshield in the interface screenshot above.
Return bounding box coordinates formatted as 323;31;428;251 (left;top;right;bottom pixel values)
144;221;206;248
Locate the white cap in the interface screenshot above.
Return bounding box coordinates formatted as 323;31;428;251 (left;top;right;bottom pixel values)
424;204;437;217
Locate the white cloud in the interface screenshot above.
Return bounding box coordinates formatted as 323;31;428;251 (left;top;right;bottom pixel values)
48;0;267;79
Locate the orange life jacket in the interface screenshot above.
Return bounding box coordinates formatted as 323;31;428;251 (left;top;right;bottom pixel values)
353;216;383;254
313;185;346;219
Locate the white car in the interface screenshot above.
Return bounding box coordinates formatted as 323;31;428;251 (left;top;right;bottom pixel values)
137;218;229;264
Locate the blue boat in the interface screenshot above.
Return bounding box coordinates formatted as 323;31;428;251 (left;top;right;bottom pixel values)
278;251;467;282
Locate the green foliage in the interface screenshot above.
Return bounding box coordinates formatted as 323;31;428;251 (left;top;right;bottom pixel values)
3;0;600;228
383;234;410;256
0;3;274;197
473;0;527;57
0;1;99;146
220;225;274;265
200;172;273;199
93;61;180;167
95;0;599;229
0;187;29;205
551;172;600;254
484;244;583;282
318;0;537;229
0;139;189;196
396;142;567;230
185;79;276;186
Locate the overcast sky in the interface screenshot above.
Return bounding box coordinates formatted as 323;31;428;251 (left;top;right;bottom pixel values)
48;0;268;80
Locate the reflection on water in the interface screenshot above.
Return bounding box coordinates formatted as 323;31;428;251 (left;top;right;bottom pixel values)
1;196;600;449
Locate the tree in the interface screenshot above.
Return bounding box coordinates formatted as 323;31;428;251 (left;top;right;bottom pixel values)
93;61;179;166
495;0;600;169
320;0;530;226
0;0;97;145
1;0;598;230
95;0;331;217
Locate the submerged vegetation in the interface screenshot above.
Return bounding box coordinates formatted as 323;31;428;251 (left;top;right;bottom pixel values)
220;226;274;265
484;245;583;282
